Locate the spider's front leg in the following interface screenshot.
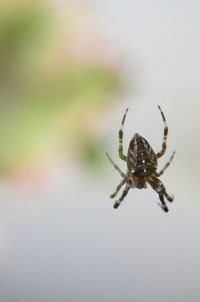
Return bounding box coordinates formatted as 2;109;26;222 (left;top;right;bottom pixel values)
156;105;168;158
119;108;128;162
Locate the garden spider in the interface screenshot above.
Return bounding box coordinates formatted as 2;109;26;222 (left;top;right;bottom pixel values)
106;106;175;212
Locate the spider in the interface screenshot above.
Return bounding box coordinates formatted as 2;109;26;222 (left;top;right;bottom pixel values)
106;106;175;212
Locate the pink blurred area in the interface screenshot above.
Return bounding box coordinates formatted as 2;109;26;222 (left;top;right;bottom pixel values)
0;0;122;183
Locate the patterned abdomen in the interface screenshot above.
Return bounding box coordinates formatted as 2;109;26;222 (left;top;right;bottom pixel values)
127;133;157;177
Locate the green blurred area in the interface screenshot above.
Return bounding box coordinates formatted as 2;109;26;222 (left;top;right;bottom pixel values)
0;1;121;175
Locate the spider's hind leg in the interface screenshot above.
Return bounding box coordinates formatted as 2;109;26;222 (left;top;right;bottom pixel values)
110;178;126;199
147;176;173;212
158;193;169;212
113;183;131;209
163;191;174;203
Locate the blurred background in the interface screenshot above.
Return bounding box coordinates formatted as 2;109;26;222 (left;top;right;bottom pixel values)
0;0;200;301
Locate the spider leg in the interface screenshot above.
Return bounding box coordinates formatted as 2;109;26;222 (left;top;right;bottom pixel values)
155;150;176;176
156;105;168;158
147;176;173;212
110;178;127;199
105;153;126;178
158;193;169;212
113;183;131;209
119;108;128;162
163;191;174;202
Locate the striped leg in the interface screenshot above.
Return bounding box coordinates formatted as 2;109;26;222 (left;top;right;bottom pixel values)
147;176;173;212
119;108;128;161
158;193;169;212
156;105;168;158
105;153;126;178
156;151;176;176
164;191;174;202
113;184;131;209
110;178;126;198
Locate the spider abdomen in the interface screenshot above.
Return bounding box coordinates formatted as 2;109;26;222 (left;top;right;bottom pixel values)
127;133;157;178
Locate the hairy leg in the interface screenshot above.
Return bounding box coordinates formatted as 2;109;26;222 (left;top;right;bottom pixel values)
147;176;173;212
156;105;168;158
113;184;131;209
156;151;176;176
119;108;128;161
106;153;126;178
163;191;174;202
158;193;169;212
110;178;127;198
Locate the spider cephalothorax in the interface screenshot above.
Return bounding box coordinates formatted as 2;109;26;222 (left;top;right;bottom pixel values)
106;106;175;212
